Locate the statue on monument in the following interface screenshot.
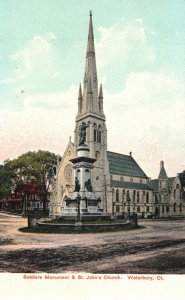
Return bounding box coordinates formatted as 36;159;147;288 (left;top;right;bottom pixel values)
74;177;80;192
79;122;89;146
85;179;93;192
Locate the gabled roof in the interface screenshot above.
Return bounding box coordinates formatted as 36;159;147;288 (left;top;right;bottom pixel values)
111;180;153;191
107;151;148;179
149;177;176;192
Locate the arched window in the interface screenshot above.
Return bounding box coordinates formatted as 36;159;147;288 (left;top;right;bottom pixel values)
94;124;102;143
137;191;140;203
116;206;120;213
133;190;136;202
146;192;149;203
116;189;119;202
173;203;176;212
126;190;130;202
122;189;125;201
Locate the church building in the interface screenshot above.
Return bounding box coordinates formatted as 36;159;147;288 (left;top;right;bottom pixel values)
49;13;185;219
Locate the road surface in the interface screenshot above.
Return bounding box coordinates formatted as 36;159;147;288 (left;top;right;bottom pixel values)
0;212;185;273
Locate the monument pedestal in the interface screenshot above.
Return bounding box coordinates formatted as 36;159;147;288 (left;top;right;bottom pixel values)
62;143;102;217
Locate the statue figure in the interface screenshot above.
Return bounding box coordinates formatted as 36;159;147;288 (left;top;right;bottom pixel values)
85;179;93;192
74;177;80;192
79;122;89;146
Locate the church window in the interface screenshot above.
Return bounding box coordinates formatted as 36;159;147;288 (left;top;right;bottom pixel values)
122;190;125;201
85;169;90;173
94;130;97;142
140;179;143;184
116;189;119;202
180;204;182;213
146;206;149;213
126;190;130;201
133;190;136;201
146;192;149;203
97;131;101;143
137;191;140;203
137;206;140;212
159;194;161;202
174;189;176;198
94;129;101;143
173;203;176;212
77;169;80;173
116;206;120;213
162;206;164;214
120;176;124;181
166;206;169;213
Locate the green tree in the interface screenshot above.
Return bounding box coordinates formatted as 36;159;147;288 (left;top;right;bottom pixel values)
6;150;58;211
0;164;15;199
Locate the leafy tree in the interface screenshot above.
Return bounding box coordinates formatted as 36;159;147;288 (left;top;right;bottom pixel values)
6;150;59;211
0;164;15;199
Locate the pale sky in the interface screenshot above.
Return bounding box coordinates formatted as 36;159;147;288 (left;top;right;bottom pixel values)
0;0;185;178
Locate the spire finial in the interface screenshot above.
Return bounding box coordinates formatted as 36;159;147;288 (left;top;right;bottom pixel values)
78;83;82;99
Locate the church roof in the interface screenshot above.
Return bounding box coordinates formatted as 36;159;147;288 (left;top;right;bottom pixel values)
107;151;148;179
148;179;158;191
149;177;176;191
158;161;168;179
168;177;176;188
111;180;153;191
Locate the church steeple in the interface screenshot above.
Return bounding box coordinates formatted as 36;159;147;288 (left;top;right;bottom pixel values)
76;12;105;118
84;11;98;92
75;12;106;158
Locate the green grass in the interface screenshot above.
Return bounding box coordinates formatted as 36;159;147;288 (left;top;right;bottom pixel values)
18;225;145;234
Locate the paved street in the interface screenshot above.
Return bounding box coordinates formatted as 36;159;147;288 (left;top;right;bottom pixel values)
0;212;185;273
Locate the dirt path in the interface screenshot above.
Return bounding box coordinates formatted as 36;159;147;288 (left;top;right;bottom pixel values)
0;212;185;273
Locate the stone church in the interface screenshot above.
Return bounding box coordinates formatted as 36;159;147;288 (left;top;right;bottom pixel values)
49;13;185;219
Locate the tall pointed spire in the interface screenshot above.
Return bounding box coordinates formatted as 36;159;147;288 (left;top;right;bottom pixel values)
83;11;98;101
158;161;168;179
76;12;105;118
78;83;82;114
99;83;104;113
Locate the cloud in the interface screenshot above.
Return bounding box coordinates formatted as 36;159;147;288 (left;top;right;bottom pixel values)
0;84;78;163
105;72;183;110
23;84;78;109
96;19;156;71
7;33;62;92
103;72;185;177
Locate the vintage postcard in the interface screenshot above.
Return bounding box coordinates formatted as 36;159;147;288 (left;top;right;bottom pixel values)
0;1;185;299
